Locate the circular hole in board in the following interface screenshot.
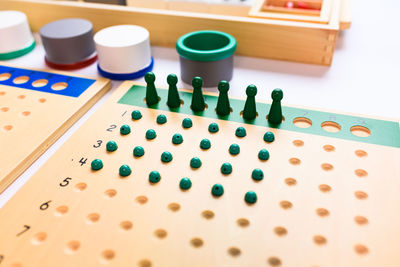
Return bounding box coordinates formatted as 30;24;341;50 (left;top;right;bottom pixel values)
274;226;287;237
168;202;180;212
319;184;332;193
17;95;25;99
316;208;330;217
293;117;312;128
280;200;293;210
355;149;368;157
21;111;31;116
227;247;241;257
354;215;369;225
321;121;341;133
55;205;69;216
0;91;5;96
38;98;47;103
32;79;49;87
292;140;304;147
87;213;100;223
0;73;11;81
3;125;13;131
267;256;282;266
285;178;297;186
201;210;215;220
289;158;301;165
354;191;368;200
354;244;369;255
65;240;80;254
355;169;368;177
74;182;87;191
321;163;334;171
190;237;204;248
51;82;68;91
313;235;327;245
350;125;371;137
323;144;335;152
31;232;47;245
154;229;168;239
136;195;148;205
10;262;22;267
101;249;115;261
105;189;117;198
120;221;133;230
1;107;9;112
13;76;29;84
237;218;250;227
138;259;152;267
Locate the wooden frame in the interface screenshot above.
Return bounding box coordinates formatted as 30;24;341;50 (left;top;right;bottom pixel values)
0;0;351;65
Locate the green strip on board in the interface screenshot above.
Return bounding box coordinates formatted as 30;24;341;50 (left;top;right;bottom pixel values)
118;85;400;148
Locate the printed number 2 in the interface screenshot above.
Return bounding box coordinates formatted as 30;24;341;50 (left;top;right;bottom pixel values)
59;177;72;187
93;140;103;148
106;125;117;132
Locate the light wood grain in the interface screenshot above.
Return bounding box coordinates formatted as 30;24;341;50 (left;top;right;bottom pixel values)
0;81;398;266
0;64;111;193
0;0;348;65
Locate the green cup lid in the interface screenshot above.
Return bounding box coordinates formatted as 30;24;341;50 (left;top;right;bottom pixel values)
176;30;236;62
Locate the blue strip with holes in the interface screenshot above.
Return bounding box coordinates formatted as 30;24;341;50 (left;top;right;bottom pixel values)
0;65;96;98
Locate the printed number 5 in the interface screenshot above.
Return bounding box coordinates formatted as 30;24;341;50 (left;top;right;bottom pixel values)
59;177;72;187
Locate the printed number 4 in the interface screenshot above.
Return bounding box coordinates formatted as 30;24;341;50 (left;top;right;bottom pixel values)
79;158;87;166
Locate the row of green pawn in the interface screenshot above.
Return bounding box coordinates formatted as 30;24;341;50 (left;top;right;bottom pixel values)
145;72;283;124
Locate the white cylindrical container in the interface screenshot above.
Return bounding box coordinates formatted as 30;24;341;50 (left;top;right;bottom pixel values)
94;25;153;80
0;11;35;60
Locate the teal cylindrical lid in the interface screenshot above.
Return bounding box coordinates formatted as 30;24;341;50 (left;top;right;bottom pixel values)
176;30;236;62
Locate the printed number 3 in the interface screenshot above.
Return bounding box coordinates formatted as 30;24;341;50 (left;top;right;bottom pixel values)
93;140;102;148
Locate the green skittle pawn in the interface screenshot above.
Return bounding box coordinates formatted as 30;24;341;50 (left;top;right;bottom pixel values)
145;72;159;106
167;74;181;108
191;77;205;112
243;85;257;120
216;80;230;116
268;88;284;124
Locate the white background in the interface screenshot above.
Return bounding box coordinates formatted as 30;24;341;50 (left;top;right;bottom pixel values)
1;0;399;207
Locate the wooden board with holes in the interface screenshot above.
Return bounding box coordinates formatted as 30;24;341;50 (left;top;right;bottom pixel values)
0;81;399;267
0;64;111;193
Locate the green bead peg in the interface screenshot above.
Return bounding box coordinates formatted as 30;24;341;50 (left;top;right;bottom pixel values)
91;159;103;171
200;138;211;150
179;177;192;190
191;76;205;112
182;118;193;129
211;184;224;197
119;164;132;177
208;122;219;133
172;133;183;144
216;80;231;116
131;110;142;120
268;88;283;124
244;191;257;204
252;169;264;181
229;144;240;155
258;149;270;161
264;131;275;143
157;114;167;124
235;127;246;137
149;171;161;184
167;74;181;108
146;129;157;140
133;146;145;157
190;157;202;169
120;124;131;135
221;162;232;174
243;85;257;120
145;72;159;106
161;151;173;163
106;141;118;152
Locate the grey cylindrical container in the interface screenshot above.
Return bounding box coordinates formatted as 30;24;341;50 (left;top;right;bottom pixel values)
40;18;96;66
176;30;237;87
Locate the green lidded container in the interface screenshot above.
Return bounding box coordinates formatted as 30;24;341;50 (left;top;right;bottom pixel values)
176;30;237;87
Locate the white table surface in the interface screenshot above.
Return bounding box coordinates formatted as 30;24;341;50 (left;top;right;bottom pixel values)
1;0;399;207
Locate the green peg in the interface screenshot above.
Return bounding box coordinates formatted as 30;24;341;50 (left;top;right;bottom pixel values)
145;72;159;106
191;77;205;112
242;85;257;120
221;162;232;175
211;184;224;197
263;131;275;143
119;164;132;177
156;114;167;124
106;141;118;152
208;122;219;133
161;151;173;163
190;157;202;169
149;171;161;184
216;80;231;116
182;118;193;129
120;124;131;135
172;133;183;144
146;129;157;140
252;169;264;181
244;191;257;204
258;149;270;161
268;88;283;124
131;110;142;120
133;146;145;157
179;177;192;190
235;127;246;138
167;74;181;108
91;159;103;171
229;144;240;155
200;138;211;150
